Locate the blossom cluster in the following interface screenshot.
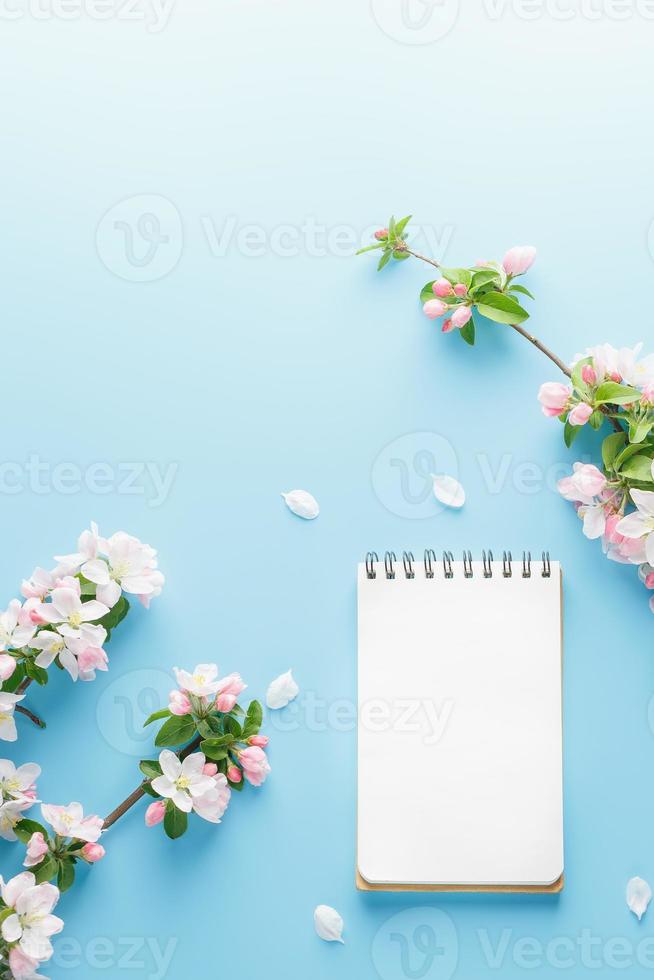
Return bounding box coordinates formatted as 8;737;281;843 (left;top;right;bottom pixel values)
536;341;654;611
539;342;654;446
0;523;163;741
141;663;270;838
0;789;105;978
357;214;535;346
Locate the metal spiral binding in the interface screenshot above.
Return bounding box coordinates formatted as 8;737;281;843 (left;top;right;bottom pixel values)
364;550;552;579
402;551;415;579
503;551;512;578
384;551;396;579
424;549;436;579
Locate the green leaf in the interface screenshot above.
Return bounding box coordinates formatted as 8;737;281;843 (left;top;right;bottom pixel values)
143;708;171;728
459;318;475;346
392;249;410;261
394;214;412;237
24;660;48;685
225;715;242;738
620;455;654;482
602;432;626;470
507;283;535;300
97;595;130;633
588;410;603;430
33;854;58;884
201;735;235;749
57;859;76;893
355;241;385;255
14;819;48;844
629;418;653;444
245;700;263;730
139;759;163;780
594;382;641;405
388;215;396;238
1;662;26;693
419;281;436;303
470;269;501;293
615;441;650;469
142;782;159;797
377;250;391;272
564;421;580;448
163;802;188;840
439;266;472;288
154;715;197;747
475;291;529;324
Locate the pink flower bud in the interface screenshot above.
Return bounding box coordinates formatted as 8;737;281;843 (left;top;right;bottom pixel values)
248;734;269;747
81;843;105;863
227;765;242;783
568;402;593;427
450;306;472;329
642;383;654;406
609;371;621;383
538;382;571;418
441;318;455;333
453;283;468;297
374;228;388;240
203;763;218;776
432;278;452;298
168;690;192;716
0;655;16;682
145;800;166;827
581;364;597;385
502;245;536;276
422;299;448;320
646;572;654;589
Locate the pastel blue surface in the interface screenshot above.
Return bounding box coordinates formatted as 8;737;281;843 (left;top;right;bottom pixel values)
2;2;654;977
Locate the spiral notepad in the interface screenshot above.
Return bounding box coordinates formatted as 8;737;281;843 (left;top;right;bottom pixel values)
357;550;563;893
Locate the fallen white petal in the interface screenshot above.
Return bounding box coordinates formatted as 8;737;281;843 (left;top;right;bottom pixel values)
627;877;652;920
266;669;299;710
314;905;344;944
431;473;465;509
281;490;319;520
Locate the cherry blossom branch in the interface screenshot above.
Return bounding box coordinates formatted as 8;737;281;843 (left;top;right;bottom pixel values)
14;704;46;729
102;734;203;829
0;523;164;743
399;237;622;432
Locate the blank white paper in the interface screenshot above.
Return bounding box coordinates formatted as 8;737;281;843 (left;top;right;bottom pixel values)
357;558;563;886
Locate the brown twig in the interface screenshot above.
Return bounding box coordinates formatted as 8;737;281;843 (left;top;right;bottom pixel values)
102;734;203;830
406;248;624;433
15;704;46;729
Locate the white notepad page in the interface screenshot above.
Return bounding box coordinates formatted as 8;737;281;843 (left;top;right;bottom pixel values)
357;558;563;886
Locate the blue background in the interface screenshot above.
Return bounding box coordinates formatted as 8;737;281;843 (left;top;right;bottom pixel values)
2;0;654;976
